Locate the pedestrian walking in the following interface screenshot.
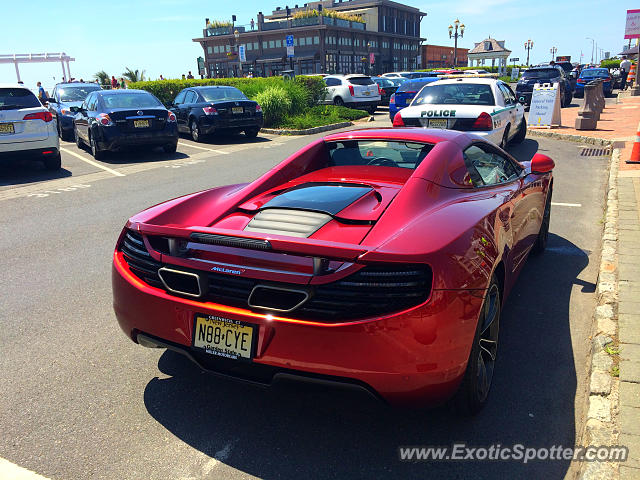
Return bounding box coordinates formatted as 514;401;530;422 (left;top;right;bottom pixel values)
111;75;118;89
119;78;126;89
182;74;186;80
621;58;632;90
159;74;165;80
36;81;46;102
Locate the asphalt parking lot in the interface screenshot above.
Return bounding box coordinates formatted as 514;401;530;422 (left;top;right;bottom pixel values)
0;124;609;480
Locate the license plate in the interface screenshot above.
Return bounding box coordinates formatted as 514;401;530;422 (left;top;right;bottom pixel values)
193;314;255;360
429;119;448;129
363;91;370;96
133;119;149;128
232;107;243;114
0;123;15;134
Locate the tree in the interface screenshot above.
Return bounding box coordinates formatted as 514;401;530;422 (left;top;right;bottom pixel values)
94;70;110;85
122;68;146;83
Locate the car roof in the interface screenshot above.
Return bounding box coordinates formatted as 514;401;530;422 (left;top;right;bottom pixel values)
526;66;560;71
0;83;31;89
430;77;499;86
323;127;468;145
98;89;150;95
56;82;101;87
191;85;240;89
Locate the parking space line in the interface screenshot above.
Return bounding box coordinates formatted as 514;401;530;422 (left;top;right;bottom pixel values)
551;202;582;207
0;457;52;480
178;142;230;154
60;148;125;177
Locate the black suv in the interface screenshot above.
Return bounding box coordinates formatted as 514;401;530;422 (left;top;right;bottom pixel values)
515;66;573;108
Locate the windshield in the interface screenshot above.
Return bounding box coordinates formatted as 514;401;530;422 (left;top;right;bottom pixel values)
581;69;610;78
200;87;247;102
0;88;41;109
58;86;101;102
327;140;434;169
523;69;560;79
413;83;495;106
101;93;162;109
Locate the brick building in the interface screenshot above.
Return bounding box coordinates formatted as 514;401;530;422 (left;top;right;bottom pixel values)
193;0;426;77
420;44;469;69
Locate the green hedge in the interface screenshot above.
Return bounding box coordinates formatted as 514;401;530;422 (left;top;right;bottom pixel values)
129;76;326;127
416;65;528;76
280;105;369;130
600;59;621;69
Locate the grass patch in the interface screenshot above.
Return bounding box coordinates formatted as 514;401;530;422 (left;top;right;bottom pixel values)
276;105;369;130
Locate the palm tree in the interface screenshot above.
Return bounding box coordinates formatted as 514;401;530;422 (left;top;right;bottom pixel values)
94;70;110;86
122;68;146;83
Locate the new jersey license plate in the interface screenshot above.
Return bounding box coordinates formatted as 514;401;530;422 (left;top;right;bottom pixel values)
133;119;150;128
428;119;448;129
232;107;244;114
0;123;15;134
193;314;255;360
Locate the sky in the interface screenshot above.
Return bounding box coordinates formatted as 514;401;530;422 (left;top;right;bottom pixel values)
1;0;634;91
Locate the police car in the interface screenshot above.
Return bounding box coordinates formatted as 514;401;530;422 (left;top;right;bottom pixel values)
391;76;526;149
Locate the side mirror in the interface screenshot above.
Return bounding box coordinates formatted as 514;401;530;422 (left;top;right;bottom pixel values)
531;153;555;174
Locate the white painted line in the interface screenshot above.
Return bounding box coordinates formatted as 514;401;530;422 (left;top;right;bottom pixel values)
60;147;125;177
178;142;230;154
0;457;51;480
551;202;582;207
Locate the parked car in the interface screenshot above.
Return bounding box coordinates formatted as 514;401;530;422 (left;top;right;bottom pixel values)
0;83;60;170
555;62;577;90
515;66;573;107
170;86;263;141
322;75;380;113
47;82;101;140
575;68;613;97
381;71;413;78
73;89;178;159
393;78;526;149
112;127;554;414
388;77;439;121
371;77;400;105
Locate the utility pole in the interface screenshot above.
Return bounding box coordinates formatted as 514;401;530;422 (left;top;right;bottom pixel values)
587;37;594;64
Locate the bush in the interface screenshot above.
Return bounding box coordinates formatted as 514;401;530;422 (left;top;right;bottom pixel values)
255;87;292;126
295;76;327;104
600;59;621;69
279;105;368;130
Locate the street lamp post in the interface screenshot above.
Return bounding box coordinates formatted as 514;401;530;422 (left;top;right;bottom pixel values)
586;37;594;64
367;41;372;75
550;46;557;62
524;39;534;66
234;29;240;77
448;19;465;68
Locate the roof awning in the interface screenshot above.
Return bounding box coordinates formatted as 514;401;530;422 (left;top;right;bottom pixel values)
619;45;639;56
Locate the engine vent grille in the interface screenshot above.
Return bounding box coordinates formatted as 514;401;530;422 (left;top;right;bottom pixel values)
120;230;163;288
244;208;332;238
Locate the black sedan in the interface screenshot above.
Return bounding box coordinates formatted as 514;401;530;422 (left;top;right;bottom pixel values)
169;86;263;142
73;89;178;159
371;77;402;105
515;66;573;108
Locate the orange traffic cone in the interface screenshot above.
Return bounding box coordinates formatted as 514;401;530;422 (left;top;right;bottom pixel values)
628;121;640;164
629;63;637;88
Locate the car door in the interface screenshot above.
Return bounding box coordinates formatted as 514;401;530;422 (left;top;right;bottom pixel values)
503;83;524;128
497;83;518;140
171;90;187;132
182;90;198;129
324;77;341;104
48;86;59;121
75;93;92;141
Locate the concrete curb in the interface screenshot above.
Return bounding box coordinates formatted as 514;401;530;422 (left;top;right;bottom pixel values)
261;121;353;136
526;128;613;146
579;148;621;480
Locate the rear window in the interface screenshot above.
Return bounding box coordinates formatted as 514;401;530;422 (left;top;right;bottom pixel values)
413;83;495;106
0;88;41;109
327;140;434;170
200;87;247;102
397;80;435;93
101;93;163;109
522;69;560;79
348;77;374;86
581;69;609;78
58;85;101;102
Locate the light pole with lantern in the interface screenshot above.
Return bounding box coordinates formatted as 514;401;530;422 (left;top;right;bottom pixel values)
448;19;465;68
367;41;372;75
550;46;557;62
234;29;241;77
524;39;534;66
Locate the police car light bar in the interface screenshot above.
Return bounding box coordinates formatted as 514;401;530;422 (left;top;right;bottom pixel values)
436;74;500;79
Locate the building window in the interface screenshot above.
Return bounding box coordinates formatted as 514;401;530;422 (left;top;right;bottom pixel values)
314;36;319;45
307;37;312;45
269;40;275;48
263;41;268;49
246;43;251;51
300;37;306;46
253;42;258;50
226;44;231;52
276;39;282;48
207;46;212;54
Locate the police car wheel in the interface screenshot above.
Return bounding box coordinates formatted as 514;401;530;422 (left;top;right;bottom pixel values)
512;118;526;144
499;126;510;150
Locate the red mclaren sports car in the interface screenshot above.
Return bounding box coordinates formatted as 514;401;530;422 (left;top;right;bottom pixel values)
112;128;554;414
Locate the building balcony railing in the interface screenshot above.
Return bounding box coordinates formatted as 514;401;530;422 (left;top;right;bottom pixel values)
205;25;246;37
262;16;366;31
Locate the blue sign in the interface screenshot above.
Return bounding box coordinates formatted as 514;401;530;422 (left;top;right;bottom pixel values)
286;35;294;47
238;45;246;63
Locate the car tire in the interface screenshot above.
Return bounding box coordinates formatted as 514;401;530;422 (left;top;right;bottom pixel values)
75;128;83;148
190;119;202;142
90;134;105;160
333;97;344;107
244;128;260;138
43;152;62;171
451;275;501;416
163;143;177;154
499;125;510;149
532;191;552;254
512;118;526;144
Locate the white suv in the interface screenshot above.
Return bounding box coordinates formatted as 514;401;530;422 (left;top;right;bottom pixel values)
322;75;381;114
0;84;61;170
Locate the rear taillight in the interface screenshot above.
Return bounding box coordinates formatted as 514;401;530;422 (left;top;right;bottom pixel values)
97;113;112;126
202;106;218;115
389;94;396;104
255;104;262;113
378;85;383;95
472;112;493;131
392;113;405;127
23;111;53;122
348;85;355;96
577;78;585;84
605;77;611;82
167;111;176;122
